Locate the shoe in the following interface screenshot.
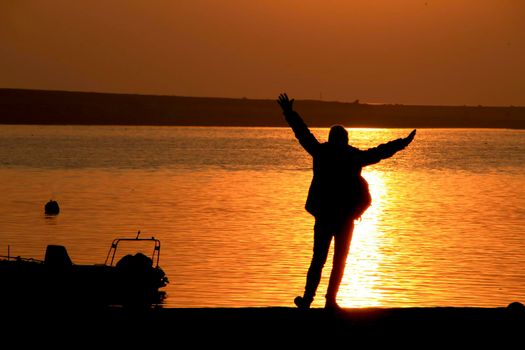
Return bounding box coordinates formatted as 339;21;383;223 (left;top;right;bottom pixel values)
324;299;343;313
294;296;312;309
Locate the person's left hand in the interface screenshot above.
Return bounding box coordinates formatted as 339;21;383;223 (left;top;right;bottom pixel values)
277;93;294;114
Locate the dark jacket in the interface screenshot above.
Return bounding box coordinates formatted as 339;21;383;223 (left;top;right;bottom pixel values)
284;110;412;219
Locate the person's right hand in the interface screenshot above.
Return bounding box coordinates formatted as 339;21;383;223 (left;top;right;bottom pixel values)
277;93;294;114
406;129;416;143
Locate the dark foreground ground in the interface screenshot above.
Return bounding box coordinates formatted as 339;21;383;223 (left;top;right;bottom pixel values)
4;303;524;345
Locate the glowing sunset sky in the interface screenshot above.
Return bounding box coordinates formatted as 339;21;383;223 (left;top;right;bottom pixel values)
1;0;524;106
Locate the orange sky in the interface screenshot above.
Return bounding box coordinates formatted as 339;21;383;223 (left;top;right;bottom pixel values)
1;0;524;106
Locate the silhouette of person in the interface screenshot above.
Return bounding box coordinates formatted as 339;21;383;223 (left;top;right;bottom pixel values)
277;93;416;310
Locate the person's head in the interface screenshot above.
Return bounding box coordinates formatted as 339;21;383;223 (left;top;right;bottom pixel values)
328;125;348;145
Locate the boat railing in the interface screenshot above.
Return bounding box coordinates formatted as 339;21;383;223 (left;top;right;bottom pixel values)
104;231;161;268
0;255;44;264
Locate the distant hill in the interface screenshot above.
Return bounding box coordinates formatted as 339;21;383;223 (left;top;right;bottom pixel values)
0;88;524;129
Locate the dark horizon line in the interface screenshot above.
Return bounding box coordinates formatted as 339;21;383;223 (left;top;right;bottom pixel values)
2;87;524;109
1;123;523;130
1;87;524;129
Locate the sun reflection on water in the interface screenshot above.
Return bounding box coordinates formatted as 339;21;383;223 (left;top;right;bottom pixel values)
338;170;388;307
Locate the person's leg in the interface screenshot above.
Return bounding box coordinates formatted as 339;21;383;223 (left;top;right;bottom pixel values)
325;218;354;308
296;217;332;308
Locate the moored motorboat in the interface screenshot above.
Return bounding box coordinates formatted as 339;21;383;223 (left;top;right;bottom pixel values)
0;233;169;307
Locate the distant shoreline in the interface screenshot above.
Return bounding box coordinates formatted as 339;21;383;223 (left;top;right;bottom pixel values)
1;88;524;129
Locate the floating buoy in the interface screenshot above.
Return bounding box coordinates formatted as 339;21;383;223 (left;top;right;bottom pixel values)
44;200;60;215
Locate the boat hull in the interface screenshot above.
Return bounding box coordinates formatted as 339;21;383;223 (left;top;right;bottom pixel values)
0;259;167;307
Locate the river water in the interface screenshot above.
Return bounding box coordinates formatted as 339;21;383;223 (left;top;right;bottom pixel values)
0;125;524;308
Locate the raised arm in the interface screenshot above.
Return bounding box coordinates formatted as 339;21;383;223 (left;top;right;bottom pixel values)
277;93;320;155
360;129;416;166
